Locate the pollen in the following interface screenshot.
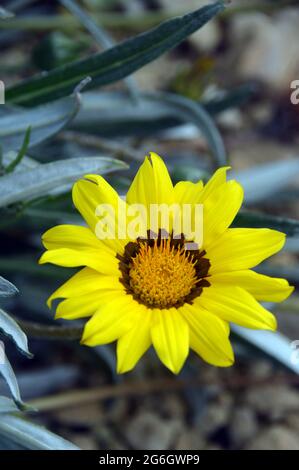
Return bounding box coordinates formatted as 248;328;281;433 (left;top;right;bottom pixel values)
128;239;198;309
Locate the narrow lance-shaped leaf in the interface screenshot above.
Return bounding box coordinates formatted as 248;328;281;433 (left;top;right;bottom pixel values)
258;265;299;283
0;7;14;19
5;127;31;173
0;354;23;407
0;309;32;358
233;210;299;237
0;93;81;152
0;396;19;414
232;324;299;375
73;90;182;135
230;159;299;204
3;149;39;174
0;156;127;208
146;91;227;166
0;415;80;450
6;2;225;106
59;0;138;98
73;90;226;165
0;276;18;298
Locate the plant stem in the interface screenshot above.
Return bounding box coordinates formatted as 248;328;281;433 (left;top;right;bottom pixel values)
0;256;73;279
27;373;299;412
14;317;83;340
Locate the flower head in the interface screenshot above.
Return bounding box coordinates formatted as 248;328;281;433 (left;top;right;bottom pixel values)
39;153;293;373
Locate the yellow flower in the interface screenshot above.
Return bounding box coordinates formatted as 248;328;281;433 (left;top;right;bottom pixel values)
39;153;294;374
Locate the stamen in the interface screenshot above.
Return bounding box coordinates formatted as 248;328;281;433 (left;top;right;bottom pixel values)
129;239;197;308
118;232;210;309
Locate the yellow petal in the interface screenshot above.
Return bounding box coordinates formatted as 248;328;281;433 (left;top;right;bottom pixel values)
42;224;102;251
47;268;120;308
199;166;231;202
117;308;152;373
173;180;203;205
39;247;119;275
203;180;244;247
81;294;139;346
151;308;189;374
196;285;277;330
172;170;236;244
55;289;123;320
180;304;234;367
208;228;286;273
126;152;174;208
210;270;294;302
72;174;128;253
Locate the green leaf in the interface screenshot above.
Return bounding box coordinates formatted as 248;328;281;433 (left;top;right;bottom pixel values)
0;276;18;298
0;309;32;358
74;90;226;165
231;159;299;204
204;83;259;115
232;324;299;375
5;127;31;174
73;90;181;135
0;156;127;208
0;94;80;152
146;92;226;166
284;236;299;253
3;152;39;174
0;354;23;406
59;0;138;98
0;396;19;414
6;2;225;106
0;415;79;450
258;265;299;283
233;210;299;237
0;7;14;19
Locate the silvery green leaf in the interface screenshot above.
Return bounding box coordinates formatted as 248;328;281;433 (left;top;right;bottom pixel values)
0;156;127;208
73;90;174;134
284;236;299;253
3;152;39;173
146;92;226;166
0;94;80;152
74;91;226;166
5;127;31;173
0;396;19;414
0;7;14;19
0;415;80;450
232;324;299;375
0;276;18;298
230;159;299;204
0;365;80;400
0;435;26;450
0;354;23;406
0;309;32;358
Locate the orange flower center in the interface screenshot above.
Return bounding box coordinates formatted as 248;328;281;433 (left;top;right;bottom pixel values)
129;239;198;309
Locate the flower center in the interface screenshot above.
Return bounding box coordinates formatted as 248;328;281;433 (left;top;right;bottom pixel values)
129;239;198;309
118;232;211;309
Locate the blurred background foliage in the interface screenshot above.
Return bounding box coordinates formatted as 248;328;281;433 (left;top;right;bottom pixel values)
1;0;299;450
